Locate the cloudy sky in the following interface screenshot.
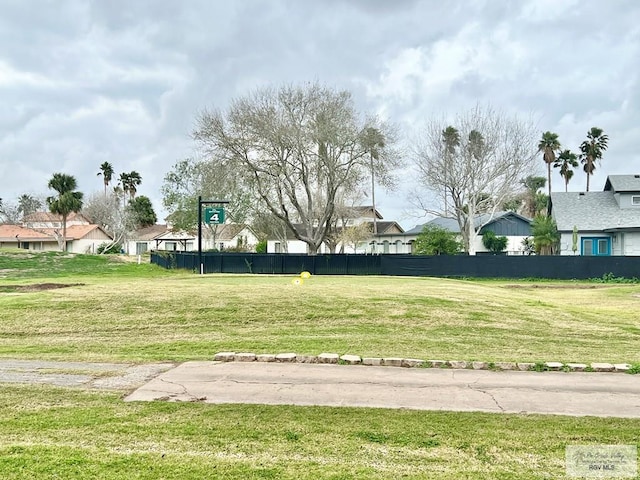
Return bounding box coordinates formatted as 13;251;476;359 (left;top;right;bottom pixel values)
1;0;638;228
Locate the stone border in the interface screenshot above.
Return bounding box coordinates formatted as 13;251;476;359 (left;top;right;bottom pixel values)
213;352;636;373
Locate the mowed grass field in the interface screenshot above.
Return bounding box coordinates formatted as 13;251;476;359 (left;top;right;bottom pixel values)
0;250;639;479
0;250;639;364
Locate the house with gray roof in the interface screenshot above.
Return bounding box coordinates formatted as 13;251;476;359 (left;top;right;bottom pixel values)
404;211;532;255
549;174;640;256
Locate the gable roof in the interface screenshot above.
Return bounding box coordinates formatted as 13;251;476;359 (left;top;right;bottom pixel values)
550;191;640;231
134;224;171;241
65;224;112;240
215;223;256;241
361;221;404;235
404;211;530;235
36;224;112;240
350;206;383;220
604;175;640;193
23;212;90;224
0;225;56;241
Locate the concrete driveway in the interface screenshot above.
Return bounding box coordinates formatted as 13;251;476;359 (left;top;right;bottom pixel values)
124;361;640;418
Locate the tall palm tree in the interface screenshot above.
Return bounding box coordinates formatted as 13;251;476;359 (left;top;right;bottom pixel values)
538;132;561;197
442;126;460;216
97;162;114;196
360;127;385;236
554;149;579;192
17;194;42;218
118;172;130;207
580;127;608;192
126;171;142;200
467;130;484;161
46;173;83;251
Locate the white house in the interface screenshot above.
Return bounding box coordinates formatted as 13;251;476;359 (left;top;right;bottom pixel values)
403;212;533;255
1;214;113;253
550;174;640;256
266;206;406;254
128;223;260;254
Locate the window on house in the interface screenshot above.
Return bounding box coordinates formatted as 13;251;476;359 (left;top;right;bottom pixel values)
165;242;177;251
632;195;640;206
274;242;281;253
383;241;390;253
581;237;611;256
136;243;148;255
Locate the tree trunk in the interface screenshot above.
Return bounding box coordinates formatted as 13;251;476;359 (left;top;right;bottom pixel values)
61;214;67;252
586;170;590;192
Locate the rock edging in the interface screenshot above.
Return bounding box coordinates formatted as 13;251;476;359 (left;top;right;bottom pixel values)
213;352;636;373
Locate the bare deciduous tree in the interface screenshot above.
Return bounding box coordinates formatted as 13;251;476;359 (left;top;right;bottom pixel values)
82;192;137;253
412;106;538;255
193;83;400;254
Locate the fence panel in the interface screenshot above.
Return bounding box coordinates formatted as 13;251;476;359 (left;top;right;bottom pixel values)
151;252;640;280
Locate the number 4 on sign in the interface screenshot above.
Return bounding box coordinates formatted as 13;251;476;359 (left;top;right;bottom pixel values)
205;207;225;225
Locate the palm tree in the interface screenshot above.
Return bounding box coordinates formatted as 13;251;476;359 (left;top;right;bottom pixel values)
360;127;386;236
118;172;130;207
538;132;561;197
554;150;579;192
531;214;559;255
17;194;42;218
520;176;546;217
46;173;83;251
121;171;142;201
97;162;114;196
467;130;484;161
580;127;608;192
442;126;460;216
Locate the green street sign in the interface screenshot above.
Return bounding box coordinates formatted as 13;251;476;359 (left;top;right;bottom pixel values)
205;207;225;225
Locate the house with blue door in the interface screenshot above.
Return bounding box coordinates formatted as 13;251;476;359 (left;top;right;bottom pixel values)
549;175;640;256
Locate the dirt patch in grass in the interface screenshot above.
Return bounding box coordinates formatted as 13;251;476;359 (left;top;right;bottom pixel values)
0;283;84;293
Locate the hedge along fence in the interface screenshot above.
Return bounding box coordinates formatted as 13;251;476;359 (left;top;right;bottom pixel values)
150;251;640;280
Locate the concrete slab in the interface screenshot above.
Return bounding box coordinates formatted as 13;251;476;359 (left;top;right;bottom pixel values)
124;361;640;418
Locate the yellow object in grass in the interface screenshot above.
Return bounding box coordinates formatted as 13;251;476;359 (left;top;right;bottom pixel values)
300;271;311;279
292;278;304;286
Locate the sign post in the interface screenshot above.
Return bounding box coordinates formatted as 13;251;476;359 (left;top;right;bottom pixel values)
198;197;229;275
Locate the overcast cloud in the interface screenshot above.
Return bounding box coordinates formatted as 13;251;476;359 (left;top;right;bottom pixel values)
1;0;638;228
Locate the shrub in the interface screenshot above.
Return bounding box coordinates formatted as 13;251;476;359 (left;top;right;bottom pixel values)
97;242;122;255
482;231;508;254
413;225;461;255
255;240;267;253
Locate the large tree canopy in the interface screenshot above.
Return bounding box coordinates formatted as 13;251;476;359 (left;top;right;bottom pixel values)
193;82;399;254
412;106;538;255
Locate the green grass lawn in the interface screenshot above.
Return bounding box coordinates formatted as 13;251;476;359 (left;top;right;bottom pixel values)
1;384;639;480
0;250;638;364
0;250;638;479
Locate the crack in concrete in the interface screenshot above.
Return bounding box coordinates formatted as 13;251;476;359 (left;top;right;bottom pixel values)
467;383;505;412
159;378;206;402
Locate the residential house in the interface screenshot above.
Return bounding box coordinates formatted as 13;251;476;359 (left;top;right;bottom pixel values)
266;207;407;253
0;224;59;251
23;212;92;229
550;174;640;256
0;213;112;253
211;223;259;251
403;211;533;255
127;223;259;254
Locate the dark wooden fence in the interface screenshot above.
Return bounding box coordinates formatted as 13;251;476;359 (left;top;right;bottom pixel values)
150;251;640;280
